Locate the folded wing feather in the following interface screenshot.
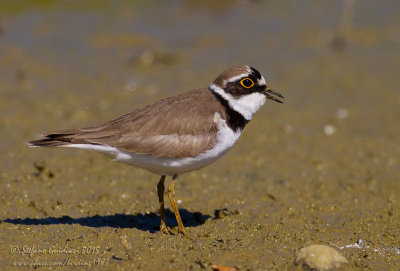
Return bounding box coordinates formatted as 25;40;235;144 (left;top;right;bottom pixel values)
29;89;222;159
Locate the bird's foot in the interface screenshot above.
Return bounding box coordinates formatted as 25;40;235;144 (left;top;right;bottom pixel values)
160;223;173;235
178;226;192;239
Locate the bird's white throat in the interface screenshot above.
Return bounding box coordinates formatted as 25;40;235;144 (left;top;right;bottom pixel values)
209;83;266;121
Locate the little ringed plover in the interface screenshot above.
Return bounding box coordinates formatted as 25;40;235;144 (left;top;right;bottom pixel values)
28;65;284;236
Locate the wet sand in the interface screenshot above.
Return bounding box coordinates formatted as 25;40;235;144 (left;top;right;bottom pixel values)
1;1;400;270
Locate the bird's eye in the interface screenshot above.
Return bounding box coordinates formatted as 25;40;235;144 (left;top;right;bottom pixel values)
240;78;254;88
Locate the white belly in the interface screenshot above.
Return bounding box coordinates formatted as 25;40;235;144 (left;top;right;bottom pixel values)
64;116;242;176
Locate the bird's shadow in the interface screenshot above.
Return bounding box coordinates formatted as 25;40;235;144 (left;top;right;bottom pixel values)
2;209;211;234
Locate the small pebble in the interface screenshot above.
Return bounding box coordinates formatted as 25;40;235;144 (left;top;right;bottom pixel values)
295;244;347;271
124;79;138;93
336;108;348;119
282;123;294;133
211;265;238;271
214;208;239;219
324;125;336;136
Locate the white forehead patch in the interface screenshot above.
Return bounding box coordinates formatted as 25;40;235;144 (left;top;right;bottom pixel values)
257;76;266;86
225;72;250;85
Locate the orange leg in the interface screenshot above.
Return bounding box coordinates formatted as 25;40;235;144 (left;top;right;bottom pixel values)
157;175;172;235
167;175;188;236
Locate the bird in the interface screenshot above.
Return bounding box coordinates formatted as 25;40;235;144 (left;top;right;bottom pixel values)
28;65;284;236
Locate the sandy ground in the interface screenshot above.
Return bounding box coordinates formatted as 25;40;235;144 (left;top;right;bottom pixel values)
1;1;400;270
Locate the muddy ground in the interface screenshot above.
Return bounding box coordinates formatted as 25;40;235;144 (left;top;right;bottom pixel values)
0;1;399;270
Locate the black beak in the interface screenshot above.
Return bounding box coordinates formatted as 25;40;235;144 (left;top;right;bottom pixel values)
263;88;284;103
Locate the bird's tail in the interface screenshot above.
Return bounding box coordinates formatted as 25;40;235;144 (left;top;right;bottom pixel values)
27;130;79;147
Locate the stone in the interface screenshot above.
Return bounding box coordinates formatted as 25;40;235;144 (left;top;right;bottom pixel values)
295;245;347;271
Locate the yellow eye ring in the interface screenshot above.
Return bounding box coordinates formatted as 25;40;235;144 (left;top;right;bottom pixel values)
240;78;254;88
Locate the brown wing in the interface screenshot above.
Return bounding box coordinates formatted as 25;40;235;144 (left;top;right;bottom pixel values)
30;89;224;159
